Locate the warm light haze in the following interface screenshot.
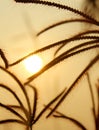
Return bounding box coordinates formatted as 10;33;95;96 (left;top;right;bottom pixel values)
23;55;43;74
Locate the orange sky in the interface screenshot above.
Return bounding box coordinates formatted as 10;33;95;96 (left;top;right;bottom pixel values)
0;1;99;130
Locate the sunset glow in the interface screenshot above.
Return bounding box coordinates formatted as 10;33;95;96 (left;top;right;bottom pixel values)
24;55;43;74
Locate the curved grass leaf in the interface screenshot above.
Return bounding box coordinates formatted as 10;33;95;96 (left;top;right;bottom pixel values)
9;29;99;67
0;103;27;123
54;36;99;56
14;0;99;26
47;107;87;130
37;19;98;36
32;87;66;124
0;119;25;125
0;66;31;116
0;84;28;119
26;43;99;84
46;55;99;117
0;49;9;68
27;84;38;122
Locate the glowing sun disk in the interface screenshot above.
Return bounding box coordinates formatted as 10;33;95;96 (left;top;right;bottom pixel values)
24;55;43;74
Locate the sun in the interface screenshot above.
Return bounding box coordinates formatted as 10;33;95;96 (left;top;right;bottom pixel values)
23;55;43;74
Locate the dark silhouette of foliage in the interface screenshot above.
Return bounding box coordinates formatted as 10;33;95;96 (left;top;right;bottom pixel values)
0;0;99;129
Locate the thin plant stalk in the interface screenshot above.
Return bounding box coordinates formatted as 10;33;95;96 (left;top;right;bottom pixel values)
45;106;87;130
0;49;9;68
0;66;31;120
46;55;99;117
14;0;99;25
26;43;99;84
0;84;28;119
37;19;99;36
9;31;99;67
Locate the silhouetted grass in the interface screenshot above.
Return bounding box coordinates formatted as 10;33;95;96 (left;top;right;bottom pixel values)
0;0;99;129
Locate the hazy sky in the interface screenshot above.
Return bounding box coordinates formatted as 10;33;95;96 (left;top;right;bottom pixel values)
0;0;98;130
0;0;83;68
